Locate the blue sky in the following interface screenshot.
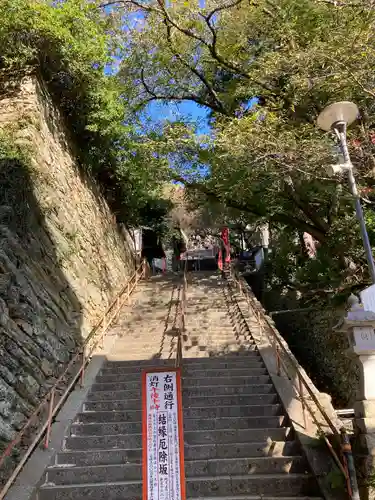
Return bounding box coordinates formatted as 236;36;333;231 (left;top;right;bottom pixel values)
145;100;211;134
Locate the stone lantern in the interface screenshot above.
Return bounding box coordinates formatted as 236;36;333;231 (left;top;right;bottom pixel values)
336;292;375;498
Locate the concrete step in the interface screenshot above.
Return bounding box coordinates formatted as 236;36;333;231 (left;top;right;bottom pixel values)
45;456;307;486
83;395;279;412
38;474;318;499
64;427;292;451
70;415;286;436
55;440;302;468
88;378;272;399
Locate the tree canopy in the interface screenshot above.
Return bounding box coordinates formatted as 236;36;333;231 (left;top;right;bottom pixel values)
2;0;375;300
111;0;375;300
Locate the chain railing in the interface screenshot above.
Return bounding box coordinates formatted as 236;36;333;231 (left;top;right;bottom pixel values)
175;257;188;368
230;267;360;500
0;260;146;499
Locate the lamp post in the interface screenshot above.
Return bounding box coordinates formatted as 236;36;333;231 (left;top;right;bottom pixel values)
317;101;375;283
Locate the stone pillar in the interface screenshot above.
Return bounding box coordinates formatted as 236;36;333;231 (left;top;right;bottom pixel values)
336;296;375;498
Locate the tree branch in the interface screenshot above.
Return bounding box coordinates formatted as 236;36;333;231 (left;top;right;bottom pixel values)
206;0;245;23
105;0;277;102
139;68;227;114
283;175;330;233
155;0;275;92
99;0;162;13
164;23;228;115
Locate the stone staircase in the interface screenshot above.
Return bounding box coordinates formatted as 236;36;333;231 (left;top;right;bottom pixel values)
35;273;323;500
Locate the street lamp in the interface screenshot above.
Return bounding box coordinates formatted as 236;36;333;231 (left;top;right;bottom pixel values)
317;101;375;283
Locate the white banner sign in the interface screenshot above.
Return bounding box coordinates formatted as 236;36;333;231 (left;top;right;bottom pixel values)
142;369;185;500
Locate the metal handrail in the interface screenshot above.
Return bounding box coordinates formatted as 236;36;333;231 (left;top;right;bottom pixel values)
0;260;146;499
230;268;358;499
175;258;188;367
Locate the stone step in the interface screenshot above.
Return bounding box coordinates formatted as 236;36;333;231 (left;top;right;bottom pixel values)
183;376;271;387
45;456;307;486
185;440;302;460
184;368;267;378
183;427;293;445
106;349;260;363
38;474;318;499
95;373;269;385
188;456;308;476
103;354;261;369
76;403;282;424
182;384;275;397
184;394;279;407
55;441;302;468
83;398;142;411
64;427;292;451
55;448;142;467
191;497;323;500
187;474;319;497
76;409;142;423
103;359;176;368
100;359;263;374
88;378;272;398
70;415;286;436
183;343;258;351
97;367;266;379
90;382;274;397
83;394;278;412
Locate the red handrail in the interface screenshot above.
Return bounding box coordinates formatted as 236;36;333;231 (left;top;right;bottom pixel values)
0;261;145;498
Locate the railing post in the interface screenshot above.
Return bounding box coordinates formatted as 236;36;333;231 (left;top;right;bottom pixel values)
341;429;360;500
257;310;263;341
80;349;86;388
298;374;307;429
102;313;107;350
276;344;281;376
44;388;55;449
